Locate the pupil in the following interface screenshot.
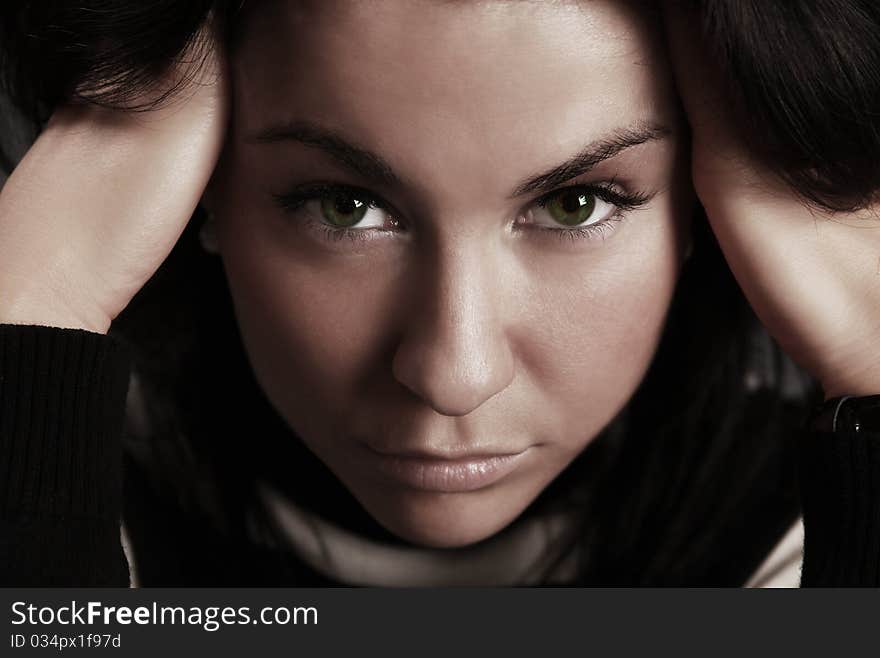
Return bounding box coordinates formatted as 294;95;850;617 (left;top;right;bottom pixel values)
336;196;357;214
561;192;585;213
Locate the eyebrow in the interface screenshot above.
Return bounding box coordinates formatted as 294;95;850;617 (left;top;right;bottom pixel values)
248;120;400;187
511;122;672;197
248;119;671;195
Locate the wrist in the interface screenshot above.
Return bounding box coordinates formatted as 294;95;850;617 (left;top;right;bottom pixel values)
822;381;880;402
0;280;111;334
820;363;880;401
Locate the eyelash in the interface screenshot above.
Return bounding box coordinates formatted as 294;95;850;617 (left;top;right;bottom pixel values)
530;179;652;243
271;180;653;244
272;183;390;243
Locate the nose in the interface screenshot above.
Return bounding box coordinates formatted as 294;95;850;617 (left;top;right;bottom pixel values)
391;241;515;417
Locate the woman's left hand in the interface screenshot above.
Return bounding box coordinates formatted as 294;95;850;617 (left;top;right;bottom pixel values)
663;5;880;400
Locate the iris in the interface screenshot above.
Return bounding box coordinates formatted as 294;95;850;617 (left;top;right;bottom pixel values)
545;189;597;226
320;193;369;227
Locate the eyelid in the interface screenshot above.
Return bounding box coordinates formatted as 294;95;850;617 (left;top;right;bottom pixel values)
275;179;653;208
531;179;654;212
272;181;395;215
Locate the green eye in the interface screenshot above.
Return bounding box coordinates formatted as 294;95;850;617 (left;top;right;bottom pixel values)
544;189;597;226
320;194;370;227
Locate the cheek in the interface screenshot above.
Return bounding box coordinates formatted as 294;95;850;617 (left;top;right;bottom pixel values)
515;209;684;453
216;217;402;440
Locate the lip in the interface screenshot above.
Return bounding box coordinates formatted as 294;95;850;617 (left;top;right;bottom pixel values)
361;445;529;493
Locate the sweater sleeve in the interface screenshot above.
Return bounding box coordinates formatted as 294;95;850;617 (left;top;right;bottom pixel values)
798;424;880;586
0;324;132;586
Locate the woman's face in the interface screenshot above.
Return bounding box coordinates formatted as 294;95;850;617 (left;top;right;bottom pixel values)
210;0;692;547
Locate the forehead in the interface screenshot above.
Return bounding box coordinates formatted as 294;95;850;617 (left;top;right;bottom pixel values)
231;0;675;188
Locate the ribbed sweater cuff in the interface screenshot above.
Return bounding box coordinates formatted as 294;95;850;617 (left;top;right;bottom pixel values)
798;425;880;586
0;324;131;522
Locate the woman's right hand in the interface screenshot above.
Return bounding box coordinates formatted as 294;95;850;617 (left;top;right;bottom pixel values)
0;26;228;334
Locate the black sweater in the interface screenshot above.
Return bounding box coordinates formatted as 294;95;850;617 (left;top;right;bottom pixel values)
1;323;878;587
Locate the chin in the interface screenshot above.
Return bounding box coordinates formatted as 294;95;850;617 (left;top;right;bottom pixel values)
350;483;538;549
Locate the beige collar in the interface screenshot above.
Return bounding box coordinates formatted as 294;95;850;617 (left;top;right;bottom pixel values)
254;482;804;587
743;517;804;588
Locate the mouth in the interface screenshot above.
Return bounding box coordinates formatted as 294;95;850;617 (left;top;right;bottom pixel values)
360;444;530;493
